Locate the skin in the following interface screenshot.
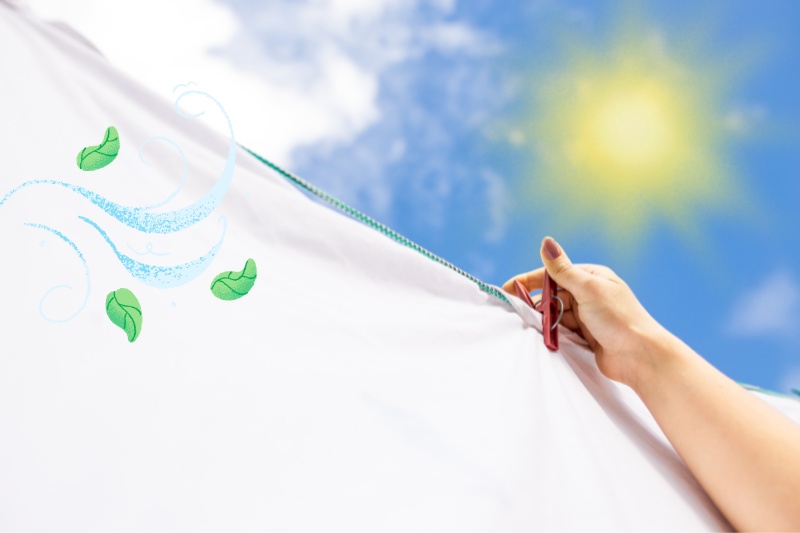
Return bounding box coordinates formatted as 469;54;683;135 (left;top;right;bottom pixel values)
503;236;800;532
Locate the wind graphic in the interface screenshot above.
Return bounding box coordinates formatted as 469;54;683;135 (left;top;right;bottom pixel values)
0;86;257;341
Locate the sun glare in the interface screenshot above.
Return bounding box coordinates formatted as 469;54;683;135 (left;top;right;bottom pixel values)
588;88;674;168
516;16;745;251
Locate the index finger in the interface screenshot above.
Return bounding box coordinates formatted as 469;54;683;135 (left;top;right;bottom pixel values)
502;264;611;294
502;266;547;293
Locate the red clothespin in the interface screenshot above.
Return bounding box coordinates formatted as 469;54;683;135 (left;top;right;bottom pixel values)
540;271;559;351
513;271;560;351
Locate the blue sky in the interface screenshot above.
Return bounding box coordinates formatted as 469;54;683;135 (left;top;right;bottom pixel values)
290;2;800;392
291;0;800;393
29;0;800;393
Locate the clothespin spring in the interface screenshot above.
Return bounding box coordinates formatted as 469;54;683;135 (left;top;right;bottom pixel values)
513;272;564;351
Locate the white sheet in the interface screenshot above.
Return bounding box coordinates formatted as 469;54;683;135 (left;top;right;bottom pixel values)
1;2;798;530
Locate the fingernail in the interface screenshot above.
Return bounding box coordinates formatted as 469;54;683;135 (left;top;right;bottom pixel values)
543;237;561;260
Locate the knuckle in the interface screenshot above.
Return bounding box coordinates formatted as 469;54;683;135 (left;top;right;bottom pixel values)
582;276;603;293
593;265;615;278
554;261;573;276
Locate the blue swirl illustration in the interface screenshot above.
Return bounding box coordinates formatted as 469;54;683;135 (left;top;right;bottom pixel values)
173;81;197;93
24;223;91;323
0;91;235;235
80;215;227;288
0;87;239;322
127;242;170;256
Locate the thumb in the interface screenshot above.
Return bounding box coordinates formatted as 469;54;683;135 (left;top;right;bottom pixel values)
540;237;590;298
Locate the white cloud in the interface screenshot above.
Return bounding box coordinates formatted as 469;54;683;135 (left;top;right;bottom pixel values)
723;105;767;135
23;0;506;241
236;0;504;227
726;269;800;339
23;0;498;168
480;169;510;243
421;22;502;56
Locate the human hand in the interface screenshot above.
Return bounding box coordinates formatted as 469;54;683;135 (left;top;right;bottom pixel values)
502;237;669;389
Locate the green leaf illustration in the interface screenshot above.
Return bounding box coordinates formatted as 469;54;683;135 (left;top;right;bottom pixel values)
210;258;258;301
105;288;142;342
76;126;120;171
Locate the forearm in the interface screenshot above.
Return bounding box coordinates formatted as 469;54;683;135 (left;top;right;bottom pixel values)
631;327;800;531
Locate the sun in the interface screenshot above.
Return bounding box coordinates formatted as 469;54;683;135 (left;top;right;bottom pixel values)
584;86;675;169
515;15;747;252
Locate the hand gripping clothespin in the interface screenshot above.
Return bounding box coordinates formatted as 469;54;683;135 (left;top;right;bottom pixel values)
513;271;563;351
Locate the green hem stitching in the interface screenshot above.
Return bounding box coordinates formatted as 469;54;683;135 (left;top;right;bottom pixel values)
241;146;800;401
739;383;800;402
241;145;510;306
